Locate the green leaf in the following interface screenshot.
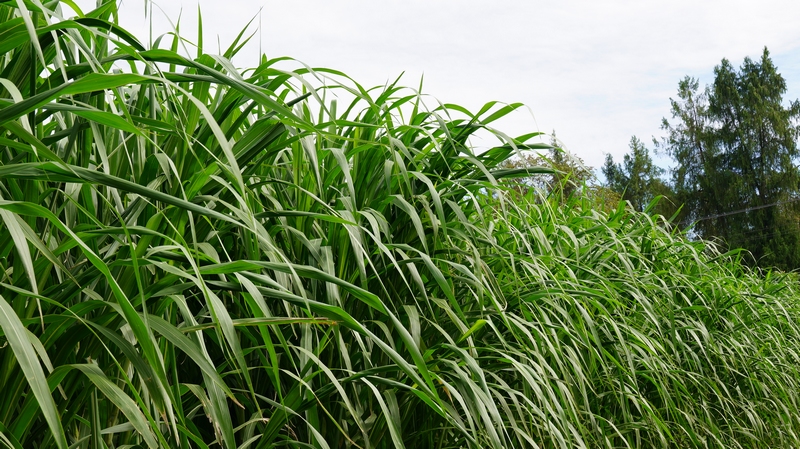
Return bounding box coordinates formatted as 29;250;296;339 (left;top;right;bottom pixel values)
71;364;159;449
39;102;143;135
0;294;66;449
0;17;28;56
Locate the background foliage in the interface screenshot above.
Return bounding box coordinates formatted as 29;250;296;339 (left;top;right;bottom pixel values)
2;2;800;448
602;136;674;217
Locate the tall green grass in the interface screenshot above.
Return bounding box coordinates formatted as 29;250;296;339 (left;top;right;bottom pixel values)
2;1;800;448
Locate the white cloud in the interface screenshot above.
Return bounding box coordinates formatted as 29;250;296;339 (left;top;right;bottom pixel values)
73;0;800;171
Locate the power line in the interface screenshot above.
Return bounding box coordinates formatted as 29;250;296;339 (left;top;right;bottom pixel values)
682;196;800;225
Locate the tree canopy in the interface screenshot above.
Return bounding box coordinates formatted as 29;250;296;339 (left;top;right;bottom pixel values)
660;48;800;270
603;136;673;215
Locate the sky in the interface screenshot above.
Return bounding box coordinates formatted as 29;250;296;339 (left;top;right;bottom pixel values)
73;0;800;174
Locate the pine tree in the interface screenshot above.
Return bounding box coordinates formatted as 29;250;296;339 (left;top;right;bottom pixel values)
660;47;800;270
602;136;672;214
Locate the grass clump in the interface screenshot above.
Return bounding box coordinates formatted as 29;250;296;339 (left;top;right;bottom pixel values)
1;1;800;448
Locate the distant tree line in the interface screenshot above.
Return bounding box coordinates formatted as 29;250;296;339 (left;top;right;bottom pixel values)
603;47;800;271
500;132;621;213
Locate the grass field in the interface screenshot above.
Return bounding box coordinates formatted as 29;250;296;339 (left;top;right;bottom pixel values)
2;1;800;448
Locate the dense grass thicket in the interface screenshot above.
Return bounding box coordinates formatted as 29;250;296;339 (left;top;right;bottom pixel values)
2;2;800;448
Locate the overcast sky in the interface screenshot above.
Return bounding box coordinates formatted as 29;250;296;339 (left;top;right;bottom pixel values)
74;0;800;172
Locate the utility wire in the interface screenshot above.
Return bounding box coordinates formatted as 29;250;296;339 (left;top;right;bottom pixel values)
681;196;800;225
